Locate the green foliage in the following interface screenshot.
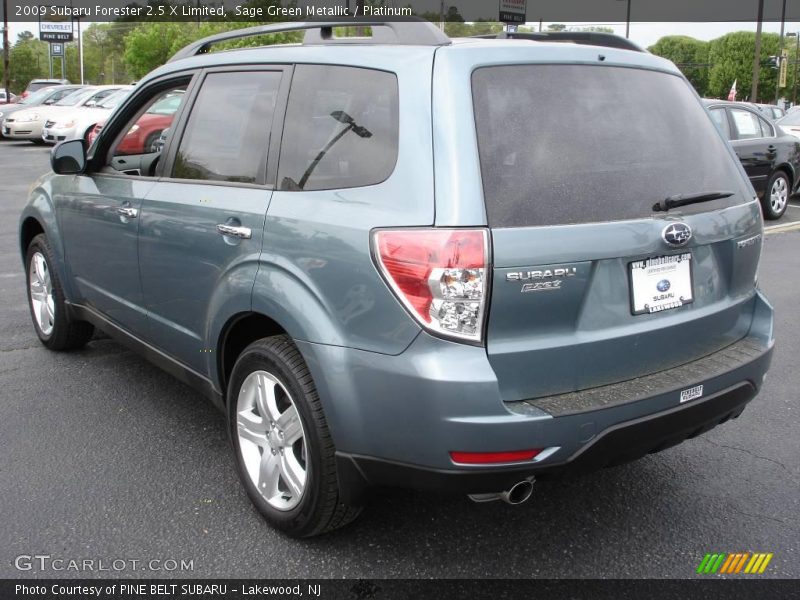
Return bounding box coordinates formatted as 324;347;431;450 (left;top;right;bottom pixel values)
7;34;49;93
648;36;710;96
706;31;780;102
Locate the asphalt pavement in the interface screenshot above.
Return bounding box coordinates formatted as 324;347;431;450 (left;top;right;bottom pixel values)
0;139;798;579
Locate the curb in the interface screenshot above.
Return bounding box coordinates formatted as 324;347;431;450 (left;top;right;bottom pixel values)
764;221;800;235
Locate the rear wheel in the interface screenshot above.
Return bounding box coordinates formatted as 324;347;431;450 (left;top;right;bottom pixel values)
25;234;94;350
227;335;361;537
763;171;789;220
145;130;162;153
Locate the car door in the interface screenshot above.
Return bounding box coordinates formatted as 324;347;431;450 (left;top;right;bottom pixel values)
58;76;196;335
728;107;775;195
56;170;152;333
137;67;287;374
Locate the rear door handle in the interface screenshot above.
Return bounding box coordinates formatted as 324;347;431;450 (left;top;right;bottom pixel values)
116;207;138;218
216;224;252;239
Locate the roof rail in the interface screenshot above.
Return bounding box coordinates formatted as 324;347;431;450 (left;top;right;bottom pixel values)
169;19;451;62
473;31;644;53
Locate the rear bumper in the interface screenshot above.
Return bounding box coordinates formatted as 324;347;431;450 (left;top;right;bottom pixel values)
336;379;761;499
296;291;774;501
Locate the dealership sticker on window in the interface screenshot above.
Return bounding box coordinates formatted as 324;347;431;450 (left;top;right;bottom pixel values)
630;253;693;314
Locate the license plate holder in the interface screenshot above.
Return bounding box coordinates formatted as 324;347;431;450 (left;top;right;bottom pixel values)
629;253;693;315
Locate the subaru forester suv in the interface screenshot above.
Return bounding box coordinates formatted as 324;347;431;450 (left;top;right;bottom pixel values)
20;21;774;537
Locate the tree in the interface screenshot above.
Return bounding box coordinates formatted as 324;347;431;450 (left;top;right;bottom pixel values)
575;26;614;33
707;31;780;102
547;24;567;32
649;36;710;96
7;33;49;93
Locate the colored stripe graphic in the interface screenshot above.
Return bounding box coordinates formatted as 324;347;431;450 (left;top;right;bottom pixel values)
698;552;772;574
734;553;750;573
697;554;712;574
720;554;737;574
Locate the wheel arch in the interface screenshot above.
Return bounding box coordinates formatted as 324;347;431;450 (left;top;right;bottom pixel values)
20;216;45;259
774;163;795;191
216;311;288;400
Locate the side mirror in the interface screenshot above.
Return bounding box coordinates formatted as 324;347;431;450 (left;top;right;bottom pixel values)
44;99;55;105
51;139;86;175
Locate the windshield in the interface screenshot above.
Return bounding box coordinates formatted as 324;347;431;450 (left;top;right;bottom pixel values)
55;88;96;107
472;65;748;227
98;89;131;109
20;88;54;105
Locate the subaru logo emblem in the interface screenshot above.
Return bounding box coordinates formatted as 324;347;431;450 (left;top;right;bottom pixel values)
662;223;692;247
657;279;671;292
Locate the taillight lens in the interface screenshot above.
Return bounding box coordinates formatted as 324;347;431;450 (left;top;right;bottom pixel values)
372;228;490;343
450;449;542;465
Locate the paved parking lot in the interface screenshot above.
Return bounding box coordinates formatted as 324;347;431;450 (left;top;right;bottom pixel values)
0;139;798;579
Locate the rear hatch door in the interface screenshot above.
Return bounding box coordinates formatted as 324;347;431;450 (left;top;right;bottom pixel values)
471;64;763;402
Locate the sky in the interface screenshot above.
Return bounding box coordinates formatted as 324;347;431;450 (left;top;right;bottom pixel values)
5;20;799;51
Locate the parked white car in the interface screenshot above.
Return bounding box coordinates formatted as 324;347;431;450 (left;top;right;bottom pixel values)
41;87;133;144
3;85;122;143
775;111;800;139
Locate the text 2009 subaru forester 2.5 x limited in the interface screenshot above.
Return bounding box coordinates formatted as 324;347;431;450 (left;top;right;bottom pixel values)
20;21;774;536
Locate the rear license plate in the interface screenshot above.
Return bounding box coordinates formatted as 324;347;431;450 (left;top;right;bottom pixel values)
629;253;693;315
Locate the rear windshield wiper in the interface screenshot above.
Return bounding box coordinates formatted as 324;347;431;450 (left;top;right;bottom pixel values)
653;191;734;212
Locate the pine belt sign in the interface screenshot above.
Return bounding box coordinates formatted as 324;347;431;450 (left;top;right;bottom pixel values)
40;11;74;43
499;0;527;23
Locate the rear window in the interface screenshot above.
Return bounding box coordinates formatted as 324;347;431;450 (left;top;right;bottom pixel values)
472;65;746;228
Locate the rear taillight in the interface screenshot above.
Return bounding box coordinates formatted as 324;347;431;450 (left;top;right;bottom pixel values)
372;228;490;343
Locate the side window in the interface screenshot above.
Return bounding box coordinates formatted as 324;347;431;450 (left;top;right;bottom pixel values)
730;109;763;140
758;116;774;137
277;65;399;191
111;85;188;158
85;89;115;107
171;71;280;184
709;108;731;139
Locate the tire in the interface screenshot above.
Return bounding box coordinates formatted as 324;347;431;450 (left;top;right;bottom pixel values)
25;234;94;351
31;139;46;145
144;131;162;153
227;335;361;537
762;171;790;220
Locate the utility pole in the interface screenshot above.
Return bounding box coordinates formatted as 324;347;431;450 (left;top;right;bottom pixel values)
794;33;800;105
776;0;787;104
2;0;10;99
751;0;764;102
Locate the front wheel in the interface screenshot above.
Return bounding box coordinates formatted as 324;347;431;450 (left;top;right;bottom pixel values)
227;335;361;537
763;171;790;220
25;234;94;350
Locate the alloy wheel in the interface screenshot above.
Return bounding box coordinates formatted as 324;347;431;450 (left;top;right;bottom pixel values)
770;176;788;214
29;251;55;336
235;370;307;511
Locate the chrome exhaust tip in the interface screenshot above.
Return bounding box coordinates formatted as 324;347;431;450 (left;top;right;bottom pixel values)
468;477;535;505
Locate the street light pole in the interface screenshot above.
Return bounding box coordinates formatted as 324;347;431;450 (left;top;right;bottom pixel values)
616;0;631;39
751;0;765;102
2;0;10;100
776;0;787;104
794;33;800;105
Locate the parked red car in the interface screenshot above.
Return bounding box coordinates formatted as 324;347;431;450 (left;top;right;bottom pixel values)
88;93;183;154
